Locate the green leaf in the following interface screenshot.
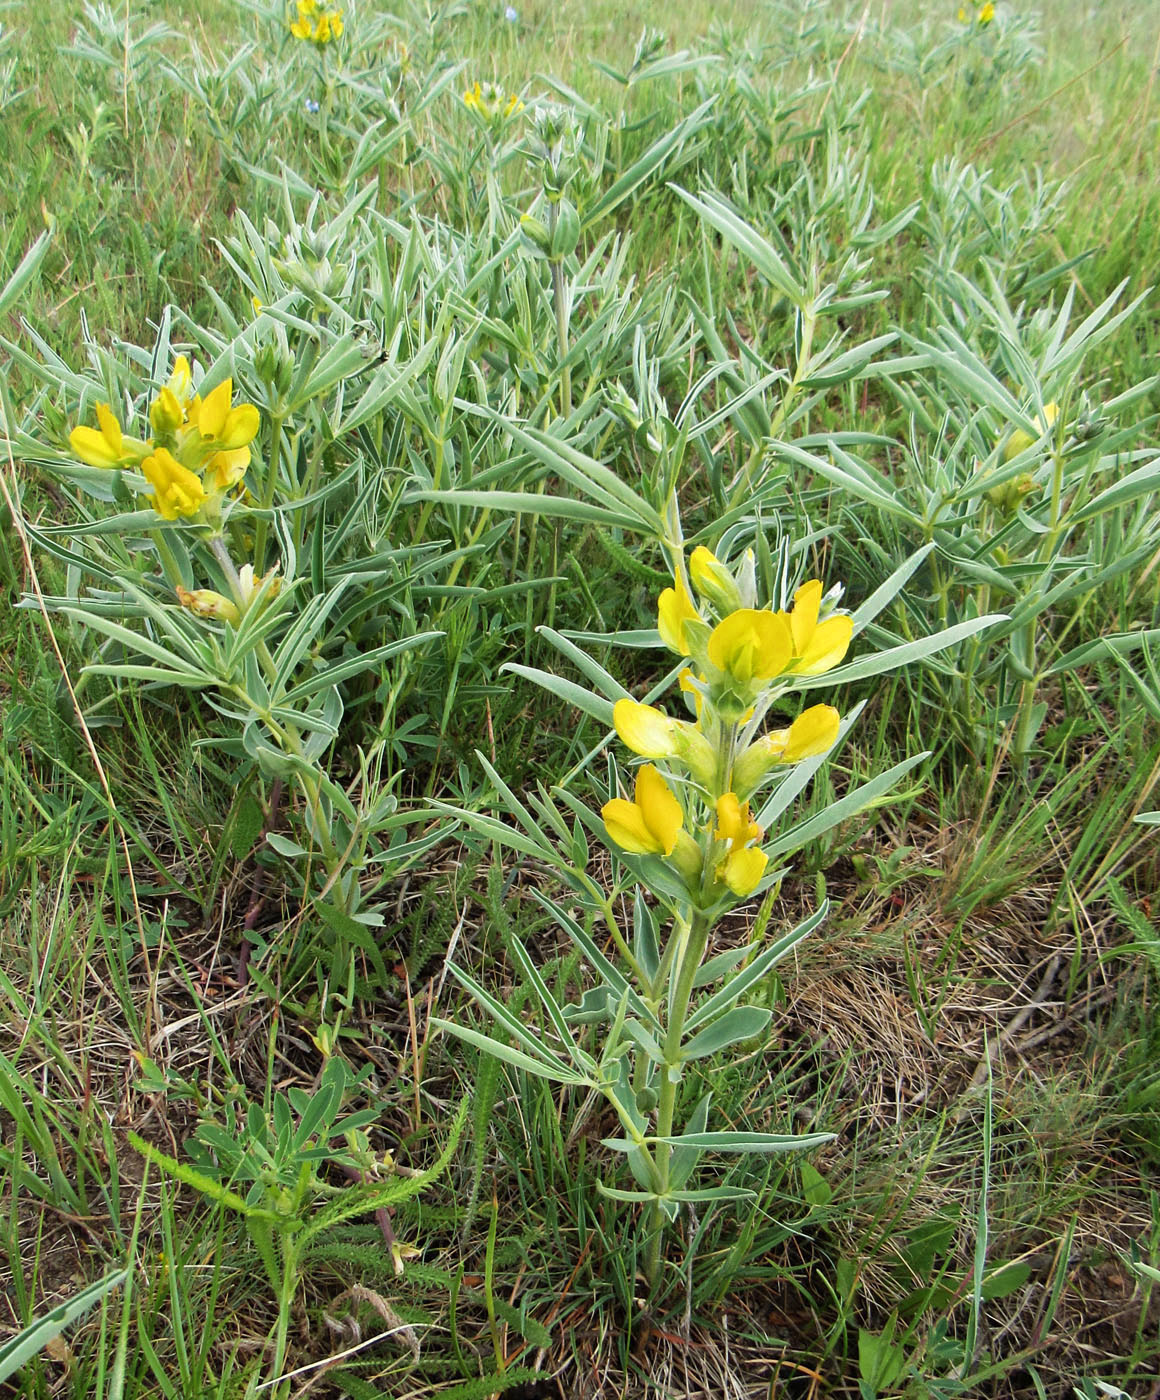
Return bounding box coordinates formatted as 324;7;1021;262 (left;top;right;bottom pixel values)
686;904;827;1030
672;185;803;305
858;1325;906;1391
802;615;1007;689
0;1266;128;1386
800;1161;833;1208
682;1005;772;1059
1047;628;1160;677
648;1129;834;1153
761;754;928;862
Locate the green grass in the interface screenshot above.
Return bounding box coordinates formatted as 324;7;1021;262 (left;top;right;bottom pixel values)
1;0;1159;1396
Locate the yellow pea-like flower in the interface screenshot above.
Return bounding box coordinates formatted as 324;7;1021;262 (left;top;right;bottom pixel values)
712;792;767;897
70;402;126;467
657;577;699;655
767;704;841;763
707;608;793;685
720;846;768;897
689;546;741;614
141;448;206;522
785;581;852;677
204;448;251;494
601;764;683;856
714;793;764;848
731;704;842;796
149;386;184;436
977;1;994;22
612;698;716;785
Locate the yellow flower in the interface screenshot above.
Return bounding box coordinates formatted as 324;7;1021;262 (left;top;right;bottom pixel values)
612;698;716;785
330;10;343;37
315;13;332;41
601;764;683;856
290;15;312;37
70;402;127;467
176;586;241;624
141;448;206;521
714;793;764;849
657;577;699;655
1004;402;1058;463
463;82;482;111
689;546;741;614
711;793;768;896
766;704;841;763
731;704;842;796
707;608;793;685
978;1;994;21
785;581;852;676
149;386;184;436
958;5;967;19
720;846;768;897
204;448;251;494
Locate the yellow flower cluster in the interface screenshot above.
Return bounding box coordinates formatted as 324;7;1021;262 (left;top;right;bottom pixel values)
289;0;343;45
462;81;524;122
958;2;995;22
601;546;849;903
68;357;259;523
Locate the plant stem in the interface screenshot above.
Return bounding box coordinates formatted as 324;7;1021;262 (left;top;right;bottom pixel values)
643;909;712;1288
252;412;285;576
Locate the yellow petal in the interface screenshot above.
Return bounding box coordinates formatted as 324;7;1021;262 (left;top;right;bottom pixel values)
657;578;698;655
197;380;233;439
789;580;822;655
613;699;676;758
783;704;841;762
96;402;123;454
602;798;662;854
794;615;852;676
141;448;206;521
722;846;768;897
205;447;250;493
635;764;682;855
70;423;123;467
707;609;793;683
714;793;745;845
217;402;260;451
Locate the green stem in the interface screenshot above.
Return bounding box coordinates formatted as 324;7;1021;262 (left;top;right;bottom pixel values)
729;307;815;513
149;528;184;590
252;412;285;576
643;909;712;1288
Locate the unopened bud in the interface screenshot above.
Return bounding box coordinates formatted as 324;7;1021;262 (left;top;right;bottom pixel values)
176;586;241;624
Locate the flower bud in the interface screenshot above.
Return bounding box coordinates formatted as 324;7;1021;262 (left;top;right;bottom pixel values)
690;546;742;615
176;586;241;624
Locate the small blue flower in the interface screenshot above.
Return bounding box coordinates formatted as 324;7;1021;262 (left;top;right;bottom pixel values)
504;4;518;20
305;97;320;113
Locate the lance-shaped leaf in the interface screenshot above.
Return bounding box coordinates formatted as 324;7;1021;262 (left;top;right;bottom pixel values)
762;752;929;862
798;615;1008;690
0;1267;128;1387
686;903;828;1031
681;1005;772;1060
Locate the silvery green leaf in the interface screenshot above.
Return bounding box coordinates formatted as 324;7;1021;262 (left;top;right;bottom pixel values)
0;1268;128;1386
648;1130;834;1154
681;1006;772;1060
